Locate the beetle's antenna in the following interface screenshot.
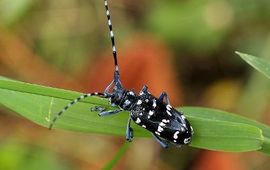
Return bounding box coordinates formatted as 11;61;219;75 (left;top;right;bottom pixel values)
104;0;120;77
49;92;108;129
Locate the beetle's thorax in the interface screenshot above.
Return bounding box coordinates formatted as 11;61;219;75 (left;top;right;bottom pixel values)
109;88;137;110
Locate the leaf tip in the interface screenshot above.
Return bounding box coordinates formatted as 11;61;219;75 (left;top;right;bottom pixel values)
235;51;241;55
235;51;245;58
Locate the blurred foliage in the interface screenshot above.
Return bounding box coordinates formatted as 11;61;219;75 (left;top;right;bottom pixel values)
145;0;270;53
0;0;36;27
145;0;230;52
0;139;72;170
102;142;130;170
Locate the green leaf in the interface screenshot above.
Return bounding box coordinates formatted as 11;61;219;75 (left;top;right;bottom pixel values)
182;107;270;139
102;142;129;170
236;51;270;79
0;76;147;136
0;76;269;154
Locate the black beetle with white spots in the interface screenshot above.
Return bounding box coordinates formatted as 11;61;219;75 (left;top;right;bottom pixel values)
49;0;193;148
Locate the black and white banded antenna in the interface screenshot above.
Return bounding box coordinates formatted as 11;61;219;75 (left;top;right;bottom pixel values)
48;92;107;129
49;0;119;129
104;0;119;73
104;0;122;89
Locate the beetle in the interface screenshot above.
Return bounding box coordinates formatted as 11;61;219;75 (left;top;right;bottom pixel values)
49;0;193;148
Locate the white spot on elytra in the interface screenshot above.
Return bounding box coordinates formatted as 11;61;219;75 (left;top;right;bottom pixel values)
166;110;172;116
139;91;144;96
142;125;146;128
149;110;154;116
174;140;177;143
184;137;191;144
180;127;185;132
124;100;131;106
155;131;160;136
166;105;172;110
173;131;180;139
162;119;170;123
145;99;149;102
159;122;166;127
181;115;186;120
152;99;157;108
135;118;141;124
137;100;142;105
128;91;135;96
139;113;143;116
157;126;164;132
182;123;187;128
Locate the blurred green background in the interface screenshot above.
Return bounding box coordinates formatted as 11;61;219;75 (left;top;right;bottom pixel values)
0;0;270;169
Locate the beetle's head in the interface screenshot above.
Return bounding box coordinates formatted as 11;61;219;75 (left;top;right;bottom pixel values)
108;87;125;106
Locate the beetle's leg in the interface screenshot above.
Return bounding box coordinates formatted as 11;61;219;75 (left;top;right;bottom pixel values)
98;109;122;116
152;133;169;148
126;115;133;141
91;106;106;112
158;92;170;105
139;85;148;95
